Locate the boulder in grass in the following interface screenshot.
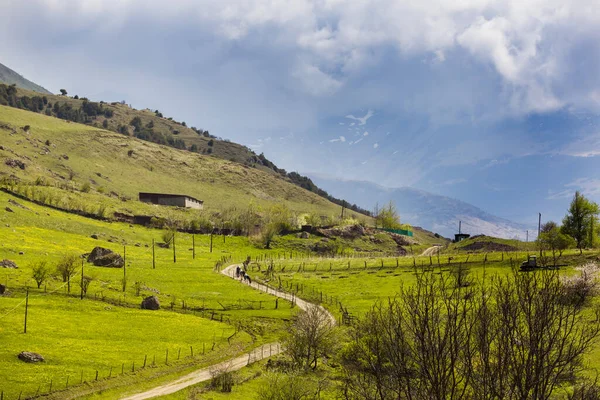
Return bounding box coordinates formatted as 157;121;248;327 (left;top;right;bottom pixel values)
0;284;5;295
18;351;44;363
141;296;160;310
87;247;124;268
0;259;17;269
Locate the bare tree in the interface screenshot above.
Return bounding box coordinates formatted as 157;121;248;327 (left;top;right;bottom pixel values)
340;268;600;400
209;361;235;393
79;275;94;297
31;261;50;289
285;304;337;370
56;254;78;292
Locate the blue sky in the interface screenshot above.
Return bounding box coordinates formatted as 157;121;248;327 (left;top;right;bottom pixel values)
2;0;600;226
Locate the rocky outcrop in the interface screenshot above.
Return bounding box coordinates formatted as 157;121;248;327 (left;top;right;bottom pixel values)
87;247;124;268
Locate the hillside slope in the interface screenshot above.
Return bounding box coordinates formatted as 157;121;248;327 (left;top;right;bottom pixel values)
0;62;51;94
308;176;533;240
0;84;368;216
0;106;357;223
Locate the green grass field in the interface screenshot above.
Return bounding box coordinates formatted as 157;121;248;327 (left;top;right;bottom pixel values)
0;189;302;398
0;295;248;399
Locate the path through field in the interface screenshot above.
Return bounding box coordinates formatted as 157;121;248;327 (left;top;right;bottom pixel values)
421;245;442;257
120;264;335;399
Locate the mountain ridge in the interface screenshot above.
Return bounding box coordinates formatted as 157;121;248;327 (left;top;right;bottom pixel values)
307;174;533;240
0;62;51;94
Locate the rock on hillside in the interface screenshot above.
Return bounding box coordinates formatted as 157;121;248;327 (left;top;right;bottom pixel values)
87;247;124;268
141;296;160;310
18;351;44;363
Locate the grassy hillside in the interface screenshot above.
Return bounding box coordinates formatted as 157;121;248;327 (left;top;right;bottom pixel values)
1;84;370;216
0;106;360;226
0;188;298;398
0;63;51;94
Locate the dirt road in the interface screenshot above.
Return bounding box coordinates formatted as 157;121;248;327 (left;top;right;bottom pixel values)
120;264;335;399
421;245;442;257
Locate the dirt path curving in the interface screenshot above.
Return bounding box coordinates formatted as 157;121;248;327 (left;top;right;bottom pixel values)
421;245;442;257
120;265;335;399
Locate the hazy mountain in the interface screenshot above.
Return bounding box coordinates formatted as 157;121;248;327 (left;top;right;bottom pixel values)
0;62;51;94
309;175;533;240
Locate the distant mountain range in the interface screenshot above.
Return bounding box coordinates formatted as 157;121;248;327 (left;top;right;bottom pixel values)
0;62;51;94
308;175;533;240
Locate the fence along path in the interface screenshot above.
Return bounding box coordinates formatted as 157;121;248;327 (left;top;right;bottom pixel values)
120;264;335;399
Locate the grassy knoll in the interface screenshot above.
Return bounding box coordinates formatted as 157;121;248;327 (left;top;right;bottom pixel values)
447;234;537;253
0;105;355;220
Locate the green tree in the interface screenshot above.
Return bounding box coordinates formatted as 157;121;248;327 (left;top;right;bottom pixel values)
129;116;142;132
59;89;67;96
375;201;402;230
562;191;599;253
102;119;108;129
538;221;576;266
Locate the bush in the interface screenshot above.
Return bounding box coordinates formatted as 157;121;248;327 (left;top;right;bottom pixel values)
561;263;600;307
256;372;323;400
81;182;91;193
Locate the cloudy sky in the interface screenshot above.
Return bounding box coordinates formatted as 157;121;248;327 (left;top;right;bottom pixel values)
2;0;600;225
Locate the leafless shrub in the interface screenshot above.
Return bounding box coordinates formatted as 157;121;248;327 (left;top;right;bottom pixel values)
56;254;78;292
284;304;338;371
341;268;600;400
31;261;50;289
209;362;235;393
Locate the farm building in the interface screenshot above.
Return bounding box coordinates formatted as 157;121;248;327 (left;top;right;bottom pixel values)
454;233;470;242
139;192;204;210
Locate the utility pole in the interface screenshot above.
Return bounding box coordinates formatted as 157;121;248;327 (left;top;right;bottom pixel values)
24;287;29;334
341;201;346;219
173;232;176;263
538;213;542;257
591;215;595;249
152;239;155;269
80;259;84;300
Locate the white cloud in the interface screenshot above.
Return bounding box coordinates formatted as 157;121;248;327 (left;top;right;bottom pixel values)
548;177;600;200
329;135;346;143
346;109;374;125
363;131;369;136
292;62;343;96
559;132;600;157
441;178;467;186
373;142;379;149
